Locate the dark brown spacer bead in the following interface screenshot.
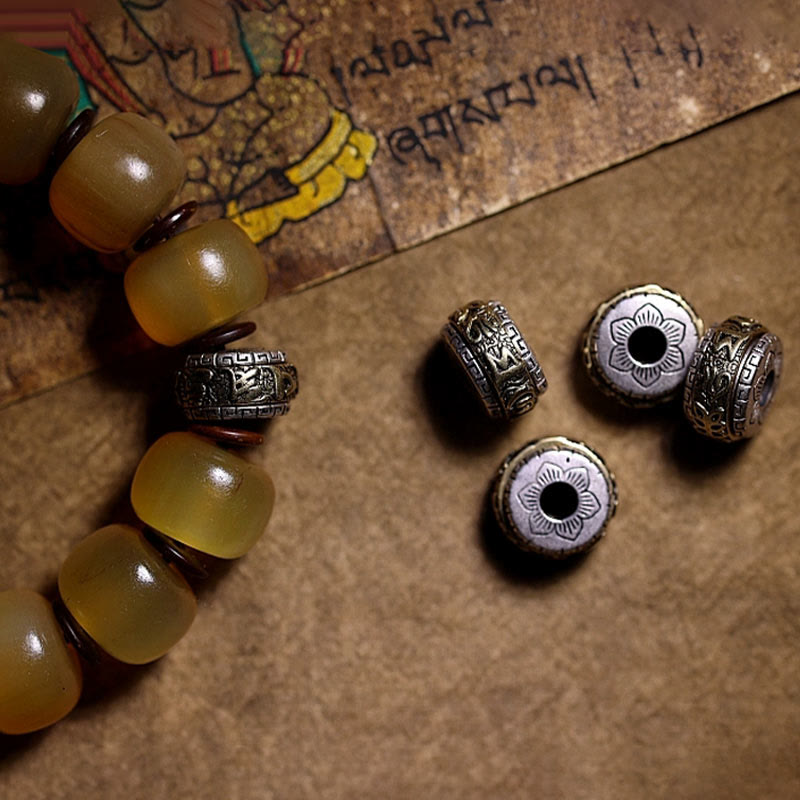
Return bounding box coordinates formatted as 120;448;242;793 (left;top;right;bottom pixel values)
189;320;257;351
52;596;102;665
143;527;210;580
189;424;264;448
133;200;199;252
50;107;97;171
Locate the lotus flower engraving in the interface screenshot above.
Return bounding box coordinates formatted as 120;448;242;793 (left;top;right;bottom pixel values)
608;303;687;388
516;462;601;541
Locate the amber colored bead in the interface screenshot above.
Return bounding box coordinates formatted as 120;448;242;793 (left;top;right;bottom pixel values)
58;525;196;665
0;38;79;185
49;112;185;252
124;219;268;346
0;589;82;734
131;432;275;559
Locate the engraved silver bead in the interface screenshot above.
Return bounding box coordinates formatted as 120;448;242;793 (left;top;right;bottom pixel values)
582;284;703;407
442;300;547;419
175;350;298;420
683;315;782;442
492;436;617;558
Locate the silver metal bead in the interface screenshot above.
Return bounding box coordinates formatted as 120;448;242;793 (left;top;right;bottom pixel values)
582;284;703;407
175;350;298;420
683;316;782;442
492;436;617;558
442;300;547;419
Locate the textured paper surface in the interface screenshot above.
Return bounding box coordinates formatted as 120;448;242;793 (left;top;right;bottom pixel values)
1;0;800;406
1;90;799;799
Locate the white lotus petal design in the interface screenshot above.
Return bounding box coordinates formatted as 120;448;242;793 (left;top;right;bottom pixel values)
632;364;662;387
633;303;664;327
606;302;688;388
515;462;602;541
610;317;637;344
609;345;635;372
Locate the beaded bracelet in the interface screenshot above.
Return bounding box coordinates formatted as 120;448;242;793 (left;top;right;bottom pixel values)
0;37;290;734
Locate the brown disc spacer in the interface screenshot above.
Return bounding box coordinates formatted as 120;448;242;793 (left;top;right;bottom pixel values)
189;321;257;351
189;424;264;447
52;596;102;664
143;527;210;580
133;200;199;252
50;108;97;171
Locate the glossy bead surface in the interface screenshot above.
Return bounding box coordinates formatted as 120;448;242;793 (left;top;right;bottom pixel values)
49;112;185;252
0;589;82;734
59;524;196;665
0;38;79;185
124;219;268;346
131;432;275;559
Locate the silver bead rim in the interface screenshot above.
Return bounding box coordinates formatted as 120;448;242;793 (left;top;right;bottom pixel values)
683;316;782;441
175;349;299;421
442;300;547;420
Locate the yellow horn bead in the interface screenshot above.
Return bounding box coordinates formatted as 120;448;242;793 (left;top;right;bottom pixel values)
0;589;82;734
58;524;197;665
49;112;186;253
0;38;79;185
131;432;275;559
124;218;268;346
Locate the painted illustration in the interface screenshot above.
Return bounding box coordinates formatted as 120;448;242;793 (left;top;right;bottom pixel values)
65;0;377;243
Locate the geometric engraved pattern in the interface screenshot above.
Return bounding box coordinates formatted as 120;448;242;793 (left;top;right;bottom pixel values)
683;316;781;441
175;350;299;421
442;300;547;420
442;321;501;417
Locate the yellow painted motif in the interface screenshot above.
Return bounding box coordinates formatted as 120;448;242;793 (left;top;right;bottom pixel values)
228;108;377;244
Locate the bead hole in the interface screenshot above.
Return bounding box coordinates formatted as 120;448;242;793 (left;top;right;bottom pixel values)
627;325;668;365
539;482;579;521
760;369;776;408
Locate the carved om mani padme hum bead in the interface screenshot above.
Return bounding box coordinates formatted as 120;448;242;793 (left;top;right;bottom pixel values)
175;350;298;420
582;284;703;407
442;300;547;419
492;436;617;558
683;315;782;442
0;589;83;734
0;37;79;185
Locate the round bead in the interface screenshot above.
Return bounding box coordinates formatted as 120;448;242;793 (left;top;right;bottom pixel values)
124;219;268;346
131;432;275;559
0;589;82;734
492;436;617;557
175;350;299;420
582;284;703;407
58;524;197;665
442;300;547;419
0;38;79;185
49;112;186;252
683;315;783;442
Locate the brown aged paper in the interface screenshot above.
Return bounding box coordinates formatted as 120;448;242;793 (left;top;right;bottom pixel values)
0;0;798;406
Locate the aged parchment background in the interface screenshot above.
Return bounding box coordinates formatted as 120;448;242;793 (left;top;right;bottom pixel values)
1;83;798;797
